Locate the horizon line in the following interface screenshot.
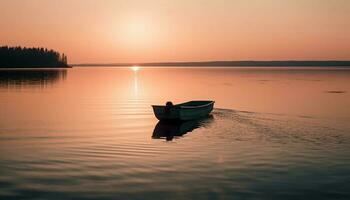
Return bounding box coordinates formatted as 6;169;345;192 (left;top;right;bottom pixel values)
71;60;350;67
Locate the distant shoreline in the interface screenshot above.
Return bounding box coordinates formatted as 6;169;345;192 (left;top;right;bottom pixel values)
73;61;350;67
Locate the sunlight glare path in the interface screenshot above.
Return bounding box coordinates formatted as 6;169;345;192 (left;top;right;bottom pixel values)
131;66;140;72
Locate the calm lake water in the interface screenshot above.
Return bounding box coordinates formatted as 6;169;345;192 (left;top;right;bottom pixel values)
0;67;350;200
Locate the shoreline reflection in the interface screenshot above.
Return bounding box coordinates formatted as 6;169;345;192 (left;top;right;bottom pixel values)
0;69;67;88
152;115;214;141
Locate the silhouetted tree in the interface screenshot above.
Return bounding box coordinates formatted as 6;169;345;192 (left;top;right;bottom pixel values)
0;46;69;68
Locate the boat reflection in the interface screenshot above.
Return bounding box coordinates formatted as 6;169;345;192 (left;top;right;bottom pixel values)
152;115;214;141
0;69;67;88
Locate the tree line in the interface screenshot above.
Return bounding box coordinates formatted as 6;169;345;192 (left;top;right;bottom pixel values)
0;46;69;68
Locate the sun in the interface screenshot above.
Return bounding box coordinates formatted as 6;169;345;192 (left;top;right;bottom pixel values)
113;16;157;49
131;66;140;72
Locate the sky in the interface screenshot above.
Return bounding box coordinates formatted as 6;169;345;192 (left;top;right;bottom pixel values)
1;0;350;63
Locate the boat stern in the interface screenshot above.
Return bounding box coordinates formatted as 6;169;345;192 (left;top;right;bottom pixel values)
152;105;180;120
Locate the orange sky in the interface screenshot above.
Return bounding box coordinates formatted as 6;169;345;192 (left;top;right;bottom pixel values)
1;0;350;63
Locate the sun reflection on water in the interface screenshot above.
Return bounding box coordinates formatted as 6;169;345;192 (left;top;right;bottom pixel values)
134;72;138;96
131;66;140;72
131;66;140;97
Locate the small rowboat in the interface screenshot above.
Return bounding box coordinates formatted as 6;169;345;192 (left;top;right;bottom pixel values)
152;100;214;121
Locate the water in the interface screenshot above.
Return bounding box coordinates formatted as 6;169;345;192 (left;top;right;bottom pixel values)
0;67;350;199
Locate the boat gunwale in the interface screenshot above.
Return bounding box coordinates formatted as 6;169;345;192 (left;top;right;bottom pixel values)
152;101;214;109
180;101;214;109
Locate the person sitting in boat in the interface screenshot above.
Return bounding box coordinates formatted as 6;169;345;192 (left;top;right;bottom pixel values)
165;101;173;113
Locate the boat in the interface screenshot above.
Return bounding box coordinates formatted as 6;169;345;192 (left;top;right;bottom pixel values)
152;100;214;121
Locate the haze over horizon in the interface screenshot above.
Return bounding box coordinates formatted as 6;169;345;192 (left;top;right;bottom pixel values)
1;0;350;63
